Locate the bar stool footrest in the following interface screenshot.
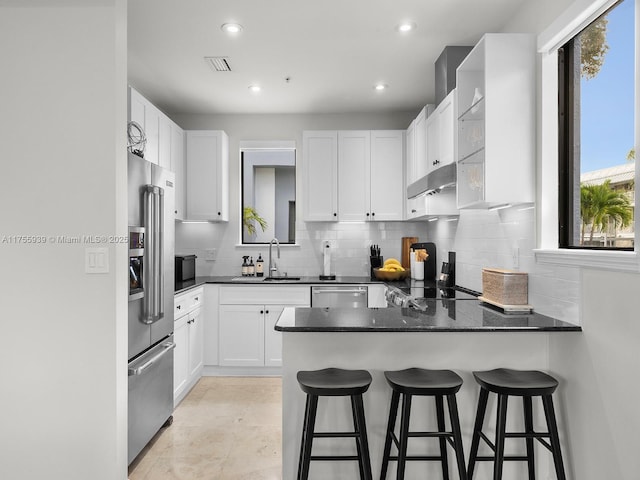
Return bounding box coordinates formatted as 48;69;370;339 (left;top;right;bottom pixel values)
310;455;360;461
313;432;358;438
388;455;449;462
475;455;531;462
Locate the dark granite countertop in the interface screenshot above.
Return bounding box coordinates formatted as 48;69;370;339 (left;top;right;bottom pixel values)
274;302;582;333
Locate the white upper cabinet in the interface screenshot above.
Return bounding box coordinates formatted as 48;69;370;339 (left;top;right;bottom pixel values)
128;86;180;174
413;108;428;181
338;130;371;222
303;131;338;221
430;90;456;171
304;130;404;222
171;122;186;220
456;34;535;209
185;130;229;222
370;130;405;221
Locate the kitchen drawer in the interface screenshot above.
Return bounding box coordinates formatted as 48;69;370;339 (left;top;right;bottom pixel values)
174;293;189;318
188;287;204;310
219;285;310;305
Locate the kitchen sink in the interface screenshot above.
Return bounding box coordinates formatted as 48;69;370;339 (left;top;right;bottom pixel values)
264;276;302;282
230;276;265;282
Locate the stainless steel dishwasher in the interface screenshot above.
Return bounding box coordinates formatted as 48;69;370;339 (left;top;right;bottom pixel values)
311;285;368;308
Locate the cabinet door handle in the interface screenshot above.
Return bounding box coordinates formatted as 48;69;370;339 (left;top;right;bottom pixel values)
177;305;181;310
265;310;269;315
333;213;337;217
411;209;417;213
260;310;264;314
194;297;199;301
372;212;375;217
366;213;370;217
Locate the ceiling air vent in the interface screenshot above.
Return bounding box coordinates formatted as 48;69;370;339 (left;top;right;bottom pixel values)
205;56;232;72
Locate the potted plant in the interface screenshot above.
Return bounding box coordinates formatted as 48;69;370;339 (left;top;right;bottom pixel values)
243;206;268;236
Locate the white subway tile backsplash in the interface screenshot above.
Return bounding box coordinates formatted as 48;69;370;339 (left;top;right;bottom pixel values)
427;205;580;322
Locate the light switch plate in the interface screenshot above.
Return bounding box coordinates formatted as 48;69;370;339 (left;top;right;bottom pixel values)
85;247;109;273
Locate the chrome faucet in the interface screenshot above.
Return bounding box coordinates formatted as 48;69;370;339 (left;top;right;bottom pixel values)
268;238;280;277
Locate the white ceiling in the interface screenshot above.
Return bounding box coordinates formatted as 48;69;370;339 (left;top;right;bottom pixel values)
128;0;529;115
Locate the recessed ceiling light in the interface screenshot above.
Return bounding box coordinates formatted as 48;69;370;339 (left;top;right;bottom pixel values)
396;22;417;33
221;23;243;34
248;84;261;93
374;83;388;91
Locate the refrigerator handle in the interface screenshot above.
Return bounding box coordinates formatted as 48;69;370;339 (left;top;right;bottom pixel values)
143;184;165;324
143;186;155;324
157;187;165;320
127;342;175;376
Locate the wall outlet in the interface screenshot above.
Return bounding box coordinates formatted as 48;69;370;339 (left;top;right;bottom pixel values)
204;248;217;261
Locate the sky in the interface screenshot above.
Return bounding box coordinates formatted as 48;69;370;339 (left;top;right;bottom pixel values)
580;0;635;173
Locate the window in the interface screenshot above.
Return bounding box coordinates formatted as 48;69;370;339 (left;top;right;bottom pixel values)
558;0;635;249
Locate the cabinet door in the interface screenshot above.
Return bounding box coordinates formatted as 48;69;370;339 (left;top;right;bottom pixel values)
370;130;404;221
186;130;229;221
414;108;428;180
437;91;456;167
158;114;172;171
188;307;204;378
264;306;284;367
144;104;160;166
171;123;186;220
426;113;439;173
173;314;189;403
218;305;264;366
303;131;338;221
338;131;370;222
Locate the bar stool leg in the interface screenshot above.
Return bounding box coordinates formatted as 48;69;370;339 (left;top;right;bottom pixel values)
435;395;450;480
493;394;509;480
467;388;489;479
523;396;536;480
297;395;311;480
353;393;373;480
542;395;567;480
396;393;412;480
351;395;365;480
380;391;400;480
446;394;468;480
299;394;318;480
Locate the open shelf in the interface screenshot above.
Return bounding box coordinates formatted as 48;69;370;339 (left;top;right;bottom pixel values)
458;95;485;122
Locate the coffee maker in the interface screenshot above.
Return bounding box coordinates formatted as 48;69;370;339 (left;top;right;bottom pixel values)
438;251;456;288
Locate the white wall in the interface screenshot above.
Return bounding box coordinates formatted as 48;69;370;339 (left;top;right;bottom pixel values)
0;2;128;480
172;112;431;277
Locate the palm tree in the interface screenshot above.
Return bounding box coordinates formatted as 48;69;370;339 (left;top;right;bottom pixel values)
580;180;633;244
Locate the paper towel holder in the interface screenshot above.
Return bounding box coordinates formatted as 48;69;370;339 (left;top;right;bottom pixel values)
319;241;336;280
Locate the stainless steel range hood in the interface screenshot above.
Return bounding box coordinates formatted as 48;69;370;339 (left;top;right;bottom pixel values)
407;162;457;199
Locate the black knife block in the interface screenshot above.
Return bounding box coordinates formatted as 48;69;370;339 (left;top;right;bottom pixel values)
370;256;383;280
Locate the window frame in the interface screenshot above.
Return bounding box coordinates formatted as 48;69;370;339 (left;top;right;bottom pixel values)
535;0;640;271
557;0;634;251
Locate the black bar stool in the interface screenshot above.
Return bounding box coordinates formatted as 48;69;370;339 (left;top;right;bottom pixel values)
296;368;373;480
380;368;467;480
467;368;567;480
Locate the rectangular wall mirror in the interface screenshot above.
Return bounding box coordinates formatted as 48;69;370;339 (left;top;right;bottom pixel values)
241;148;296;244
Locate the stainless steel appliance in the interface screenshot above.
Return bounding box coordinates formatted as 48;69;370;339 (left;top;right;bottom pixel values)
127;152;175;465
311;286;368;308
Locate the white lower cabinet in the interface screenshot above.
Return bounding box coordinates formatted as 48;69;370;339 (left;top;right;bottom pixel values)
218;286;310;368
218;305;265;366
173;286;204;405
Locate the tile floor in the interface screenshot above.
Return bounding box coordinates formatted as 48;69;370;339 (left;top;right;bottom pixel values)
128;376;283;480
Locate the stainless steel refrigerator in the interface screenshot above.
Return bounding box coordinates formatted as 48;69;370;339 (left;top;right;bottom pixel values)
127;152;175;464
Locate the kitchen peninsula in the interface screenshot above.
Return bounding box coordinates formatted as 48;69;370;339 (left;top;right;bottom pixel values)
276;304;580;480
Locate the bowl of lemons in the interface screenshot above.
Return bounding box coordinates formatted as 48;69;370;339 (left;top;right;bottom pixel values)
374;258;409;281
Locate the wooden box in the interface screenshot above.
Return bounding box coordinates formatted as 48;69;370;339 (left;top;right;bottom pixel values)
481;268;528;306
